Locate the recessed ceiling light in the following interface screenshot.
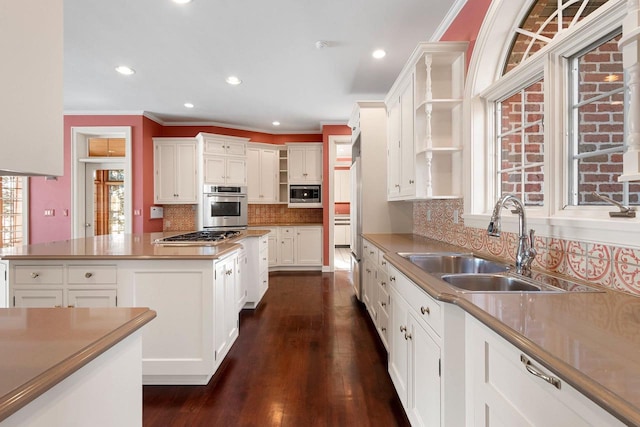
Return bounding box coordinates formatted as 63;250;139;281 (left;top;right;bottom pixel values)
172;0;192;4
372;49;386;59
315;40;329;49
226;76;242;85
115;65;135;75
184;103;194;108
272;121;281;126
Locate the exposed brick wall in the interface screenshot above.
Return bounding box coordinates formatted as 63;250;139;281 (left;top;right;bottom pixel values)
500;1;639;206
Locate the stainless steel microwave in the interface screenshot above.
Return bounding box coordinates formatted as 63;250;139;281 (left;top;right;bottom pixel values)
289;185;321;208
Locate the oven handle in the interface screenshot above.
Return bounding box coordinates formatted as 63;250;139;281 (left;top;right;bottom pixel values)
205;194;247;198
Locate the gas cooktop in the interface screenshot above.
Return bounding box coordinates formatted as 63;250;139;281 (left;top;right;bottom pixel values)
154;230;243;246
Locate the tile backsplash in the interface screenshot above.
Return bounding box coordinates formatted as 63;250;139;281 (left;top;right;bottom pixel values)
162;204;323;232
413;199;640;296
247;204;323;225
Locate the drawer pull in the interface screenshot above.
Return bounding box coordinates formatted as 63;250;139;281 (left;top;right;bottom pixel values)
381;260;386;266
390;276;396;282
381;301;386;307
381;281;386;287
85;272;93;278
420;306;430;315
381;327;386;332
399;325;407;333
31;273;40;279
520;354;561;389
404;332;412;340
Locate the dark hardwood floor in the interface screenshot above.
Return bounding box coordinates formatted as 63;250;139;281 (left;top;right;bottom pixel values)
143;270;410;427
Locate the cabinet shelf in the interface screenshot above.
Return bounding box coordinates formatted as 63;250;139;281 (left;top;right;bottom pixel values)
414;99;463;111
385;42;467;201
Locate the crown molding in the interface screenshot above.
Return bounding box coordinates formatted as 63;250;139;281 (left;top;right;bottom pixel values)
430;0;468;42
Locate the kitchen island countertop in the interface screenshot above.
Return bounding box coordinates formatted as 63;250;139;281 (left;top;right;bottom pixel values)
364;233;640;426
0;307;156;422
0;230;270;261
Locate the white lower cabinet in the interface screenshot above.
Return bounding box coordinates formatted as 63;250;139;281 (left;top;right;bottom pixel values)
215;253;239;366
389;286;441;427
13;289;63;307
257;225;323;270
68;289;117;308
386;263;465;427
465;314;624;427
242;234;269;309
9;262;117;308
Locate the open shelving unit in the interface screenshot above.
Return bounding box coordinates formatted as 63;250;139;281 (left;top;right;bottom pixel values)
278;148;288;203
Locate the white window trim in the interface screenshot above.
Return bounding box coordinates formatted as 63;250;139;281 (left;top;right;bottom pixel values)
464;0;640;248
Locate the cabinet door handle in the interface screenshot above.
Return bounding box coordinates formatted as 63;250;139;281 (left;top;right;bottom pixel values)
381;302;386;307
381;327;386;332
85;272;93;278
399;325;407;333
420;306;430;315
404;332;412;340
520;354;561;389
31;272;40;279
381;281;386;287
390;276;396;282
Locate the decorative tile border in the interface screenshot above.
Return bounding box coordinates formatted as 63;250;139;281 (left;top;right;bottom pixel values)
413;199;640;296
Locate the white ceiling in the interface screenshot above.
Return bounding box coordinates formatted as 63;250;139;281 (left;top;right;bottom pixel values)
64;0;463;133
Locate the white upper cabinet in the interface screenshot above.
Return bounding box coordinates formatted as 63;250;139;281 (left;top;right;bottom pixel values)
247;144;278;203
288;143;323;184
334;169;351;203
385;42;467;200
197;133;250;186
154;138;198;204
1;1;63;176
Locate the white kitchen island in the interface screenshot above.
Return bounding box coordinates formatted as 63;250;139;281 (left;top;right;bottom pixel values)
0;230;270;386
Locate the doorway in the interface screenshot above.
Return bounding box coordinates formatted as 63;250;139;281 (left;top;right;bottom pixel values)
71;127;132;238
328;135;352;272
84;164;125;237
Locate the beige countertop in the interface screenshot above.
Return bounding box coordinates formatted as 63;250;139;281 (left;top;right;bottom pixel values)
0;230;270;261
249;223;323;227
364;233;640;426
0;307;156;421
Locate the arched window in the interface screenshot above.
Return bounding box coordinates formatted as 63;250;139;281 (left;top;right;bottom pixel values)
464;0;634;246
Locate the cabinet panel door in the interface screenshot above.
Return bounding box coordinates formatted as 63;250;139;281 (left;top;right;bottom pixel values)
409;312;441;427
176;143;198;202
388;288;409;407
226;141;246;156
155;143;177;202
68;289;117;308
214;261;229;361
288;147;305;182
304;146;323;182
399;78;415;196
268;235;278;266
295;227;322;265
279;228;296;265
204;156;226;185
387;99;401;198
246;148;261;201
13;289;63;307
225;158;246;186
259;149;278;202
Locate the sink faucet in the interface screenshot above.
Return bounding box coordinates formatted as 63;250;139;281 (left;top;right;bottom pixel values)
487;194;537;275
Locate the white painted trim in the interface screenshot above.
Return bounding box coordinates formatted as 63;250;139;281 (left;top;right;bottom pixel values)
64;111;323;135
22;177;29;245
328;135;352;273
70;127;133;238
430;0;469;42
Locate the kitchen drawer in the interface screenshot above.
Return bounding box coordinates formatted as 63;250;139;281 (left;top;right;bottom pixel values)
378;281;390;317
389;265;442;337
377;307;389;351
279;227;295;236
259;247;268;274
377;251;389;273
14;265;63;284
68;265;117;284
363;241;378;261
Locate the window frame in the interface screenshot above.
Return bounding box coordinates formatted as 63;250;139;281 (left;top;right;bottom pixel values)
464;0;636;246
0;177;29;248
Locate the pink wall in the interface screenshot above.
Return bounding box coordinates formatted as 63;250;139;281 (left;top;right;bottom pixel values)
439;0;492;66
29;115;326;244
30;115;147;244
322;125;352;265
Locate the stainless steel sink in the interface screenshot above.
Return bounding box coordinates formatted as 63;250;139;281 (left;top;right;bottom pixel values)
440;273;561;293
398;252;510;274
